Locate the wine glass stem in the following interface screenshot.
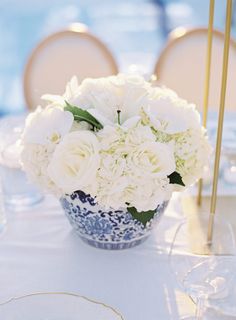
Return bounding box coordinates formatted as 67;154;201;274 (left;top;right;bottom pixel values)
196;296;205;320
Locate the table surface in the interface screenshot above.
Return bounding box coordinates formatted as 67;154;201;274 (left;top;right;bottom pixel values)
0;194;200;320
0;115;236;319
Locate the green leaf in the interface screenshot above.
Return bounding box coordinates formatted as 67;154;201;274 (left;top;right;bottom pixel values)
168;171;185;186
64;101;103;130
127;206;156;227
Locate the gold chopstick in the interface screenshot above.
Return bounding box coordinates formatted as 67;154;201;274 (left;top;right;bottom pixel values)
197;0;215;206
208;0;233;243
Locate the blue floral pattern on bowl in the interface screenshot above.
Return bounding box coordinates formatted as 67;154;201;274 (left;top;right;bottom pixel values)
60;190;168;250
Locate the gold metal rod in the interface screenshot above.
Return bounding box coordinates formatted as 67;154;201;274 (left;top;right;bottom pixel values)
197;0;215;206
208;0;233;242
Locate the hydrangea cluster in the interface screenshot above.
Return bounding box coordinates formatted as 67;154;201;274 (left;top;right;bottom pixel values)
93;124;175;211
20;74;211;212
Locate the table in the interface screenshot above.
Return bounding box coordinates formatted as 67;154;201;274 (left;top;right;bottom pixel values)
0;194;198;320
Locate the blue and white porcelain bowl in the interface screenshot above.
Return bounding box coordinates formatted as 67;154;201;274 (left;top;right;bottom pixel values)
60;190;168;250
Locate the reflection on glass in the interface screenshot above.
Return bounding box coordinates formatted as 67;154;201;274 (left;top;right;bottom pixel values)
169;214;236;319
222;143;236;185
0;190;6;233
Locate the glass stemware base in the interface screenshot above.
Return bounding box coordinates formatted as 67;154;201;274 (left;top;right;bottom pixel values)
169;213;236;319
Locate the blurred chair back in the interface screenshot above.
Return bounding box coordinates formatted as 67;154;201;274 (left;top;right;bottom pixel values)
24;23;118;110
154;27;236;111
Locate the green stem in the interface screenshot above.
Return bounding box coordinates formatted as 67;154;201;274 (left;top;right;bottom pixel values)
117;110;121;125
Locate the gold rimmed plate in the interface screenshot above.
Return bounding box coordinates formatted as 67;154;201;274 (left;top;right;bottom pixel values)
0;292;125;320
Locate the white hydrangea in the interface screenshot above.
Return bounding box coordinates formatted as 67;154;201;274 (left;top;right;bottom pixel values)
93;124;175;211
21;143;62;196
125;177;172;212
174;128;212;186
141;86;212;189
20;105;74;195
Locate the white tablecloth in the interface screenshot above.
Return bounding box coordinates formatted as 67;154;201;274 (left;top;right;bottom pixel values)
0;194;199;320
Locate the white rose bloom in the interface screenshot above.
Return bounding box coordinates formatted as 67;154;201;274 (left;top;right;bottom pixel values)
148;86;178;100
174;128;212;187
126;141;175;179
75;74;151;126
143;89;200;134
47;131;100;194
95;124;175;210
22;106;74;145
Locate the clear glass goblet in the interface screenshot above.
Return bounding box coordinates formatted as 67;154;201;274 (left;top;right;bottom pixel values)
0;115;43;210
205;271;236;317
169;213;236;320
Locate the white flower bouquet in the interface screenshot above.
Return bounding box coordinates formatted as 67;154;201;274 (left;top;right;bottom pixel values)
21;74;211;226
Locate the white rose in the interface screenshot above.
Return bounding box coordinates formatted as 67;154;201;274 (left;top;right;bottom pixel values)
126;141;176;179
22;106;74;146
148;86;178;100
47;131;100;194
143;87;200;134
